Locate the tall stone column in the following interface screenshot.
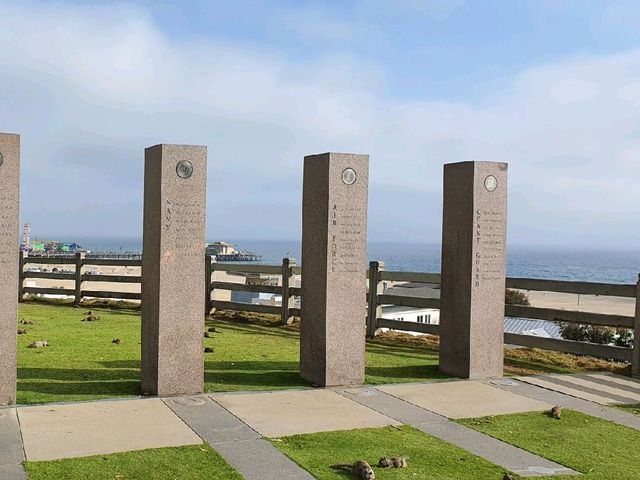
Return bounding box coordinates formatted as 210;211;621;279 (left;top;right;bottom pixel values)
300;152;369;387
0;133;20;405
141;144;207;396
439;161;508;379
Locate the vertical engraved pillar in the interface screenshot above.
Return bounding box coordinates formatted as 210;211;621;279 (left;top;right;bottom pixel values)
141;144;207;396
439;161;508;379
300;152;369;387
0;133;20;405
633;275;640;378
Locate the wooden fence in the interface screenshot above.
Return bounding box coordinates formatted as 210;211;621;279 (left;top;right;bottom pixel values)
367;261;639;365
20;252;142;302
19;253;640;368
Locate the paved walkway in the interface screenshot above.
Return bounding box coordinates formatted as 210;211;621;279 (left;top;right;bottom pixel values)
2;372;639;480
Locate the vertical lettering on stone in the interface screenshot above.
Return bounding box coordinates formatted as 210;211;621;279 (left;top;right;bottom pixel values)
300;153;369;387
439;161;508;379
141;144;207;396
0;133;19;405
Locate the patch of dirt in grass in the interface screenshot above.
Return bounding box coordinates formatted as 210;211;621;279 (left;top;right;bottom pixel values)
374;330;629;376
210;309;301;329
22;295;140;311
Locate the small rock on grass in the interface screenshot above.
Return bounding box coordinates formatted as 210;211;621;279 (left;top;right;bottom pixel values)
28;341;49;348
112;338;121;345
17;329;28;335
204;347;215;353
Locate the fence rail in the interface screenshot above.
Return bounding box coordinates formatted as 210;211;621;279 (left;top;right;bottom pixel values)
19;253;640;370
506;277;637;298
366;261;639;369
20;252;142;304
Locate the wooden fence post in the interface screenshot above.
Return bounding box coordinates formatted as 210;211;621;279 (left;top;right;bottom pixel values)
367;261;384;338
281;257;296;325
205;254;213;316
74;252;85;306
18;251;25;302
633;274;640;378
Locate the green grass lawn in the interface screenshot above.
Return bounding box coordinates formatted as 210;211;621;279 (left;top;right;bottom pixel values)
17;303;141;404
271;425;510;479
17;301;628;405
458;410;640;480
16;303;447;404
24;444;242;480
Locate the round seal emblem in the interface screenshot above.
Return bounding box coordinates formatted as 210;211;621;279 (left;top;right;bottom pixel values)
176;160;193;179
484;175;497;192
0;152;4;168
342;168;357;185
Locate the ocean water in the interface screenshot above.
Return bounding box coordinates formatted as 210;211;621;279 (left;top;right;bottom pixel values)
67;236;640;285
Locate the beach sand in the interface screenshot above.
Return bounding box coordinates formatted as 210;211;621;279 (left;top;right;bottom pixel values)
523;290;635;317
22;264;237;302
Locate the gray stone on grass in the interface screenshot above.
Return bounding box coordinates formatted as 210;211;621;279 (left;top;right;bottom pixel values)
141;144;208;396
439;161;508;379
300;152;369;387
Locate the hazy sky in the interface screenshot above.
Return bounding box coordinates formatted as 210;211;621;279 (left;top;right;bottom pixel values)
2;1;640;247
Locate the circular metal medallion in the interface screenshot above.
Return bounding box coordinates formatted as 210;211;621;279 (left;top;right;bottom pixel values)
342;168;357;185
484;175;497;192
176;160;193;179
0;152;4;168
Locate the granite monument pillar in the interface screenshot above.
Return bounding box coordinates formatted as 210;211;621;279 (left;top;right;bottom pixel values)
0;133;20;405
439;161;508;379
300;152;369;387
141;144;207;396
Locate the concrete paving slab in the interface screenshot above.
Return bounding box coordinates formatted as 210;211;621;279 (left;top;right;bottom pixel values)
379;380;552;419
211;389;400;437
515;376;624;405
164;396;259;445
337;386;576;477
0;408;24;466
546;374;640;404
0;464;28;480
164;396;313;480
596;372;640;387
492;378;640;431
215;439;315;480
338;386;448;426
18;398;203;461
577;373;640;397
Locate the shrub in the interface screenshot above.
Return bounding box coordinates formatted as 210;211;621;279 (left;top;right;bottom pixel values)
505;289;530;306
559;323;616;344
615;329;634;348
